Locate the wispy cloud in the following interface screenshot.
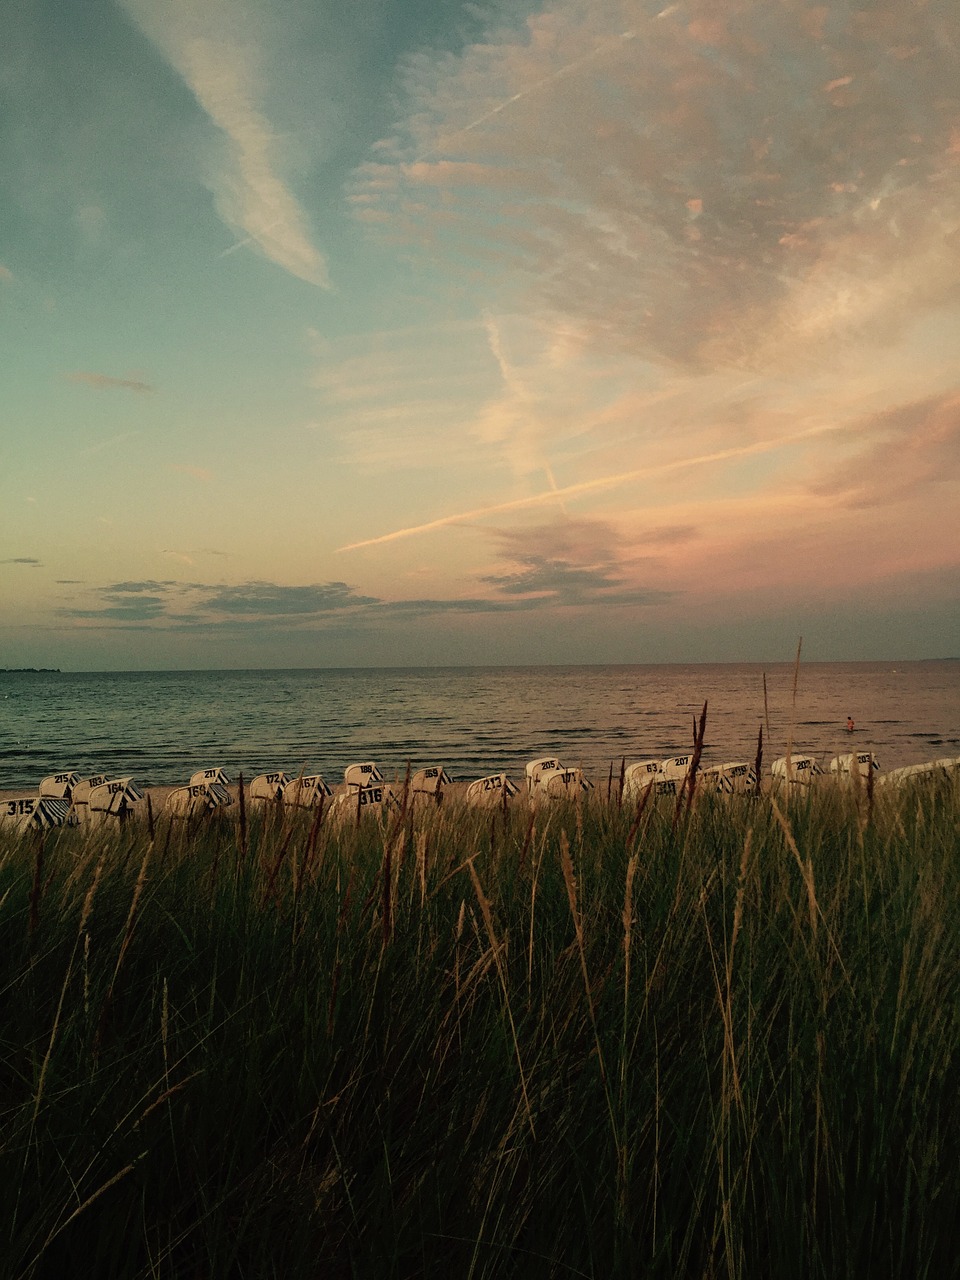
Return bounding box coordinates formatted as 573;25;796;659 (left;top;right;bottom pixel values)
201;582;378;616
1;557;42;567
483;516;671;608
309;320;499;469
66;371;152;393
353;0;960;372
80;432;141;458
119;0;329;287
0;263;13;284
172;464;213;481
811;390;960;509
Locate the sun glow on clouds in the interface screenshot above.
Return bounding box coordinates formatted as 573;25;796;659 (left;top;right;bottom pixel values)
331;0;960;630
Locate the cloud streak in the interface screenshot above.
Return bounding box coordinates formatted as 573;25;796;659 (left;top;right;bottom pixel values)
66;371;153;393
353;0;960;372
336;420;851;550
119;0;329;287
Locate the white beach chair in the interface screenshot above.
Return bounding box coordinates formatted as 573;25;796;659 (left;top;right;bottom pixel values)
189;767;233;788
69;775;110;818
622;761;663;802
410;766;453;799
38;771;81;800
283;775;333;808
343;762;384;790
525;758;564;795
542;767;592;799
699;762;757;794
465;774;520;807
770;756;822;786
248;772;290;804
85;777;145;824
623;762;677;803
876;759;955;788
329;781;398;823
829;752;880;780
166;781;233;819
660;754;695;782
1;795;77;831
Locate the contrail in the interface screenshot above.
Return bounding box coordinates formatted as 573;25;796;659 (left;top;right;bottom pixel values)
336;421;847;551
218;218;284;259
424;29;638;157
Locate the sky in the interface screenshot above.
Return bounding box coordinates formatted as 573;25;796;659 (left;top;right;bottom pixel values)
2;0;960;669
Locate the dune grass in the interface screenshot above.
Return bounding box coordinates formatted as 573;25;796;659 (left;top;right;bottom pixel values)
1;775;959;1279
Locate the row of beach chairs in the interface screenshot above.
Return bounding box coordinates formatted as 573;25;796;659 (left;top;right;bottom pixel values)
3;751;959;832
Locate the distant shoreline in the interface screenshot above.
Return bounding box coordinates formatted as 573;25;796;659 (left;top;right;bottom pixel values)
0;668;62;674
1;658;957;676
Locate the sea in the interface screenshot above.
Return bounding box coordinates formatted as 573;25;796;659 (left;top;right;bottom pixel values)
1;662;958;792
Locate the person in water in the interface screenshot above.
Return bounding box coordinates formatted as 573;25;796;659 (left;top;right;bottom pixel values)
846;716;855;732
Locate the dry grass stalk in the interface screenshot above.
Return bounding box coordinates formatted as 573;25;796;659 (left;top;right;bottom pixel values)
260;825;296;906
518;813;536;873
26;1157;145;1275
622;852;638;1008
467;859;535;1136
783;636;803;779
95;841;154;1055
237;772;247;864
298;794;327;895
560;832;611;1103
625;784;653;850
673;701;708;830
721;830;752;1114
382;833;393;947
416;832;428;905
33;856;105;1126
770;796;818;937
29;834;45;942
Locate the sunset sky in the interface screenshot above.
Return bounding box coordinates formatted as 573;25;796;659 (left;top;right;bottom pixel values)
2;0;959;669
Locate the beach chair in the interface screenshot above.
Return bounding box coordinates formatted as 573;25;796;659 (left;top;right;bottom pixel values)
465;774;519;807
69;775;110;818
165;781;233;819
85;777;145;824
543;767;592;799
623;762;677;802
877;760;955;788
622;761;662;802
283;775;333;808
410;767;453;800
38;771;81;800
699;762;757;794
343;762;384;790
249;772;290;804
660;754;695;782
1;795;76;831
829;752;880;780
770;756;822;786
189;767;233;788
329;781;399;823
525;758;564;795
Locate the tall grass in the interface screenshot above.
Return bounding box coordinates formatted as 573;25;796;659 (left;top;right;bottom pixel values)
1;776;959;1278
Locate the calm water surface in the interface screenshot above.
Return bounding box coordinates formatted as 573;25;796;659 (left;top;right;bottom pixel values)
1;662;958;790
